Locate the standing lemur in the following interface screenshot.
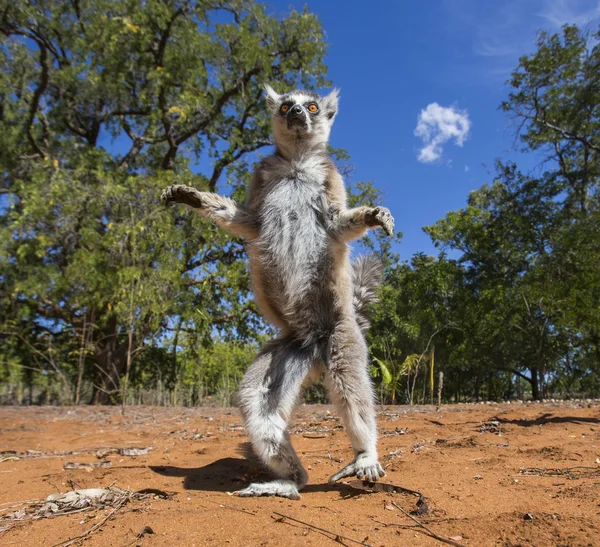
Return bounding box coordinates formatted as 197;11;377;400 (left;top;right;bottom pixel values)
161;85;394;500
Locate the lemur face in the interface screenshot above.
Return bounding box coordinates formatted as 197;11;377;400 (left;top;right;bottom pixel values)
264;85;339;149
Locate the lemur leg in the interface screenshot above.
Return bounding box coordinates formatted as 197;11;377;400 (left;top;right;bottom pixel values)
330;206;395;242
161;184;257;239
236;338;312;500
325;318;385;484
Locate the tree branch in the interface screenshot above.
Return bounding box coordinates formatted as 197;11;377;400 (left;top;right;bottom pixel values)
536;116;600;153
208;140;271;191
174;67;261;147
496;367;533;385
185;246;246;272
25;37;50;158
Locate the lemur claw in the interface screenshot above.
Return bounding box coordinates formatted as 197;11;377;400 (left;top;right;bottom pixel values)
328;454;386;484
160;184;204;208
160;184;181;204
366;206;395;236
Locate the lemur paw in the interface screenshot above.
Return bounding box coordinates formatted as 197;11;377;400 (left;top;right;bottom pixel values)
234;480;301;500
160;184;204;208
328;453;385;484
160;184;184;204
365;207;395;236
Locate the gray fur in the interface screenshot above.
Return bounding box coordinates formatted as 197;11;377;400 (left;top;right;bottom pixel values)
352;255;384;332
161;84;394;499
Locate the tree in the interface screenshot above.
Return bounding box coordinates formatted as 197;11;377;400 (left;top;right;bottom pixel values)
369;253;462;404
424;24;600;400
0;0;330;403
503;24;600;387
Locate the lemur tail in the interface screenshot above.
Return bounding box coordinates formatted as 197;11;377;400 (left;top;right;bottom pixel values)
351;255;384;332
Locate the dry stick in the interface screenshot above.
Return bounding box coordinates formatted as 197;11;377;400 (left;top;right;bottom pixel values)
204;499;256;516
273;512;373;547
391;502;464;547
373;516;463;527
51;498;128;547
372;519;420;527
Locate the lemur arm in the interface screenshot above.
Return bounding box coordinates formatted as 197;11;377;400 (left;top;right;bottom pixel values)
161;184;258;239
324;161;394;242
328;205;395;242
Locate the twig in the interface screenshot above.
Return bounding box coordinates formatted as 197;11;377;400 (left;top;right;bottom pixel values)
347;480;429;515
33;506;92;519
372;519;419;527
201;497;255;515
519;466;600;479
391;502;464;547
273;512;373;547
52;497;127;547
372;516;463;527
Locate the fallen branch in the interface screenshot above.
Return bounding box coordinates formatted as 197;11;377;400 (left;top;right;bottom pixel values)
63;462;111;470
0;487;174;526
348;480;429;515
391;502;464;547
273;511;373;547
204;499;256;516
519;466;600;480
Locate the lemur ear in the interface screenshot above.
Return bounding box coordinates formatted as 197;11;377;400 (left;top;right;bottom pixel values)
322;88;339;120
264;84;281;113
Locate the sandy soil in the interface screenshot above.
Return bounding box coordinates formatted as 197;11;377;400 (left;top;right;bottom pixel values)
0;401;599;546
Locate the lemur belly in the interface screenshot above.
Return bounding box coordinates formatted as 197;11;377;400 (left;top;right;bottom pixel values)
249;171;337;336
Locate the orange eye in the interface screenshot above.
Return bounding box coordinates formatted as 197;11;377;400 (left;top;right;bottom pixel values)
308;103;318;113
280;104;289;113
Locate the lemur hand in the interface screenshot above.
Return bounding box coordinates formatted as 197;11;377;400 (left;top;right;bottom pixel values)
365;206;395;236
161;184;204;208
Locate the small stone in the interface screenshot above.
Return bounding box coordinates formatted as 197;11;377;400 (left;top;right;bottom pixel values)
523;513;534;520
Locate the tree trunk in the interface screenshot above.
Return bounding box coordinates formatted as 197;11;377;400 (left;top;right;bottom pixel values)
90;317;128;405
530;367;541;401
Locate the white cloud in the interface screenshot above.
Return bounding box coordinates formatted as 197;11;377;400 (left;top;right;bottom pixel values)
414;103;471;163
464;164;470;172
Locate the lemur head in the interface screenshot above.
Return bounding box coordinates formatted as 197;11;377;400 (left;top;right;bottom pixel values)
264;85;339;156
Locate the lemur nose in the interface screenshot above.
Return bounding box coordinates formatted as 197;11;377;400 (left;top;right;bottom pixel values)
291;104;303;114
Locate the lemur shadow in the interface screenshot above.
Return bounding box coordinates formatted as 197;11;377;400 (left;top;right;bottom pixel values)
495;413;600;427
150;456;362;497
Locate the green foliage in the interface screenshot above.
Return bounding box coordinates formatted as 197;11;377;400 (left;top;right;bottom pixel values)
369;24;600;403
1;7;598;406
0;0;330;403
369;253;461;403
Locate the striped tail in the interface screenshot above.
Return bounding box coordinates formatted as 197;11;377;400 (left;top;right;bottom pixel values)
351;255;384;332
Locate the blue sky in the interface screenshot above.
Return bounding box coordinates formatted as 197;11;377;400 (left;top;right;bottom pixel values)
267;0;600;261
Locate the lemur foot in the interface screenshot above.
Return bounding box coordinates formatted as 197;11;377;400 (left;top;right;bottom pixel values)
328;453;385;484
160;184;204;208
234;480;301;500
365;206;395;236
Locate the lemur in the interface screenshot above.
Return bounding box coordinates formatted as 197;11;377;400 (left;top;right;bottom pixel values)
161;85;394;500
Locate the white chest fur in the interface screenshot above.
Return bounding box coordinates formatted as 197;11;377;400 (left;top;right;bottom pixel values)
262;154;327;190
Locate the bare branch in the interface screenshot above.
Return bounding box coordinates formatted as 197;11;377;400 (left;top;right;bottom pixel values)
25;38;50;158
536;116;600;153
208;140;271;191
174;67;262;147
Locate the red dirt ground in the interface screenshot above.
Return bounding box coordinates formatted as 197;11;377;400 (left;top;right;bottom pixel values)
1;401;599;546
